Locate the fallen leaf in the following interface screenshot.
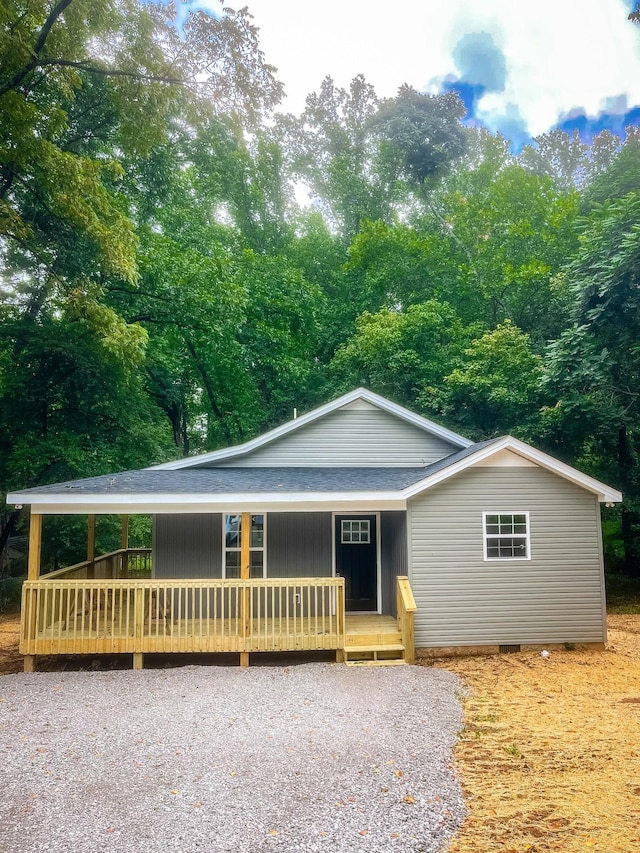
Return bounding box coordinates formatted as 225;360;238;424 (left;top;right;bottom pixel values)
268;829;280;836
170;789;179;795
404;795;416;804
359;829;369;836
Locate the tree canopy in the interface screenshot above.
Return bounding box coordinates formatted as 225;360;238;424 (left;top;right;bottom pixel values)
1;1;640;577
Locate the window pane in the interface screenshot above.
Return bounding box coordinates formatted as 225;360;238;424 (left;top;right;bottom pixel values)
342;519;371;544
225;515;241;548
225;550;240;578
487;537;527;559
250;552;264;578
498;515;513;534
486;515;498;526
251;514;264;548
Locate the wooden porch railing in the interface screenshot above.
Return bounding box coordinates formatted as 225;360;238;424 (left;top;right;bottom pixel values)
20;576;346;658
42;548;152;581
396;576;417;664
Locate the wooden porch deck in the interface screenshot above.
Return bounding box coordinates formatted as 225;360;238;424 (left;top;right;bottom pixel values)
20;551;417;669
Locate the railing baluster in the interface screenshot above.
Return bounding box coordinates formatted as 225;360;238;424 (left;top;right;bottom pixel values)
20;577;346;659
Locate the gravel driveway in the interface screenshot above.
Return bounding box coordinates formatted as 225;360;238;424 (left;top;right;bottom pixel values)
0;663;465;853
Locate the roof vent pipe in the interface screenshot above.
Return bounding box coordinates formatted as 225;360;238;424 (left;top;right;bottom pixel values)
293;408;297;419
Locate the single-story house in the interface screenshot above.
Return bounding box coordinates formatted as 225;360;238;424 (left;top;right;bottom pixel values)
8;388;621;671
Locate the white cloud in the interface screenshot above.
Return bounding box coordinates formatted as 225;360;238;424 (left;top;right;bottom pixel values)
240;0;640;134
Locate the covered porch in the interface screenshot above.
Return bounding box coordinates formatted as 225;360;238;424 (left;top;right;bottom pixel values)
20;511;416;670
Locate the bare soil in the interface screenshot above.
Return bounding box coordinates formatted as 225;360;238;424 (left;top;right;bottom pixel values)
0;611;21;675
426;615;640;852
2;612;639;850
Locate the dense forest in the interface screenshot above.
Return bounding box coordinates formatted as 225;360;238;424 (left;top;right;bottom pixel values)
1;1;639;578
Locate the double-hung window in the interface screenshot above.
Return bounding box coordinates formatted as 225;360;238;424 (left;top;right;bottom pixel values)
483;512;530;560
223;514;266;578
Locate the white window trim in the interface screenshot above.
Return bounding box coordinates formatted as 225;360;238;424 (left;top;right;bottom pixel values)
222;512;267;578
482;511;531;561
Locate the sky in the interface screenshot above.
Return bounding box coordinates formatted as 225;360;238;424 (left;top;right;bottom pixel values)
173;0;640;148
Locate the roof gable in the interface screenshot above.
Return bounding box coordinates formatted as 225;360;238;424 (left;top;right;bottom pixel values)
152;388;473;470
404;436;622;504
6;436;621;510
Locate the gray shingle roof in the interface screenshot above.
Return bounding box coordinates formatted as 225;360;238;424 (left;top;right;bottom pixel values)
10;440;502;498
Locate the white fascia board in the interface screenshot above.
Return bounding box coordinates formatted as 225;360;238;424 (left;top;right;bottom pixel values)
402;436;623;503
13;491;407;515
150;387;472;470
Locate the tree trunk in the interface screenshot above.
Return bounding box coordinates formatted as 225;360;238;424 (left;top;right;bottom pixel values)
618;425;640;577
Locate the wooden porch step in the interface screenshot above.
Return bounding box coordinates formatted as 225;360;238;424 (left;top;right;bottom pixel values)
343;642;407;666
346;632;403;646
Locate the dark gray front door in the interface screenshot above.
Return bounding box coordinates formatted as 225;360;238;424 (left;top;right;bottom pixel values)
335;515;377;611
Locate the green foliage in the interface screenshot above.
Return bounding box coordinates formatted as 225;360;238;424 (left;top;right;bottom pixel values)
605;573;640;614
430;322;543;438
371;86;467;189
279;75;403;239
332;300;473;411
0;7;638;585
0;575;23;613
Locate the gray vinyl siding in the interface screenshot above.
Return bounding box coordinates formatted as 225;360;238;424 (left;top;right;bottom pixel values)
215;406;458;466
380;511;407;616
409;467;606;647
267;513;332;577
154;514;222;578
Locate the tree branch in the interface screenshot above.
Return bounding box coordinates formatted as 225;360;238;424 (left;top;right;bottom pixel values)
0;0;75;97
32;59;181;85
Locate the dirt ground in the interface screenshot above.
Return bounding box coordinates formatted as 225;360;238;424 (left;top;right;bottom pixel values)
1;612;639;851
427;615;640;852
0;611;21;675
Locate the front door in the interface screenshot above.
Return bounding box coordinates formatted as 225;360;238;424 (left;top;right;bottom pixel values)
335;515;377;612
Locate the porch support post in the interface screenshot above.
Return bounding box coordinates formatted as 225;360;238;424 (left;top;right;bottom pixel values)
87;514;96;564
120;515;129;577
27;512;42;581
24;512;42;672
240;511;251;668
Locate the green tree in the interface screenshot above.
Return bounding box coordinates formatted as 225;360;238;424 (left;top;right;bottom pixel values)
430;321;543;438
331;300;473;411
542;192;640;576
370;85;467;194
279;75;402;239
